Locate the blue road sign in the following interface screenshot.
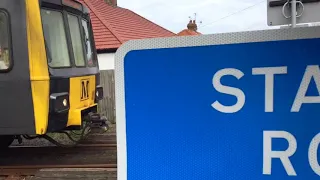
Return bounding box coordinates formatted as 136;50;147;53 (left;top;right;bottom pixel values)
115;26;320;180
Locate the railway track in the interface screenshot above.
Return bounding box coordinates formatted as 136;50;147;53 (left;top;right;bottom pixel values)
0;168;117;180
0;131;117;179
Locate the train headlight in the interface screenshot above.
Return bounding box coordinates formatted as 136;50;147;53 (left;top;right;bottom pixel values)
95;85;103;101
50;92;70;113
62;99;68;107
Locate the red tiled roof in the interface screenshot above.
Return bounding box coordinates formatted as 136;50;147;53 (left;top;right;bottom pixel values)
177;29;201;36
177;20;202;36
77;0;176;50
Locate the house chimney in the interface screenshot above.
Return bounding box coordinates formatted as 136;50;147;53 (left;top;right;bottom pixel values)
104;0;117;6
187;20;197;31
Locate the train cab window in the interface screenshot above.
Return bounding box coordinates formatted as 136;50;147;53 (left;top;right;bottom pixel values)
81;19;96;67
67;14;85;66
41;9;71;67
0;11;11;71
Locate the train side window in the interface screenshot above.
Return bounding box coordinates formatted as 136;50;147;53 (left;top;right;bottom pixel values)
67;14;85;67
0;11;11;71
81;19;96;67
41;9;71;67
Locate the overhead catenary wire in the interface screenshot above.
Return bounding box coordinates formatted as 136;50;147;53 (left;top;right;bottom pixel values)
200;0;266;28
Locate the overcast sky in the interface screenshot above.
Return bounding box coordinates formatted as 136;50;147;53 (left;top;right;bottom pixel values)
118;0;278;34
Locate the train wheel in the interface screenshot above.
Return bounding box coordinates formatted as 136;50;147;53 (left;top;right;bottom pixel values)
0;135;14;148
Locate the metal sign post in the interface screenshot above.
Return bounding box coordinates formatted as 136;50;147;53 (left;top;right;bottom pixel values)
115;26;320;180
291;0;297;27
267;0;320;26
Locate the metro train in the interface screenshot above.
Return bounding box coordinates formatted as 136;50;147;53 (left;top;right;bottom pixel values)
0;0;107;147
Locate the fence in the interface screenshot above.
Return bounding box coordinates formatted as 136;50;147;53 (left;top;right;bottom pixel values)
98;70;116;124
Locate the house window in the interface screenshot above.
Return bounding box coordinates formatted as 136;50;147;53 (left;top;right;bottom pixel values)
81;19;96;67
0;11;11;71
67;13;85;66
41;9;71;67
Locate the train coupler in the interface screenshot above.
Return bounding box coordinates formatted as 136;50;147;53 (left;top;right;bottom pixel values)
86;112;109;132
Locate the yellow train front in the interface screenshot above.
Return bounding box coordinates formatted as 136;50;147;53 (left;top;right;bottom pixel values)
0;0;106;147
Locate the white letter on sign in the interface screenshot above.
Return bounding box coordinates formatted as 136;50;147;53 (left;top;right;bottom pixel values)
291;65;320;112
309;133;320;176
212;68;245;113
263;131;297;176
252;66;287;112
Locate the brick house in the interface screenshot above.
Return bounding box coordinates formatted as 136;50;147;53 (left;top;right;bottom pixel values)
78;0;176;70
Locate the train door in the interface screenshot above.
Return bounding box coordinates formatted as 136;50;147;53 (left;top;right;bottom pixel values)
0;0;36;139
